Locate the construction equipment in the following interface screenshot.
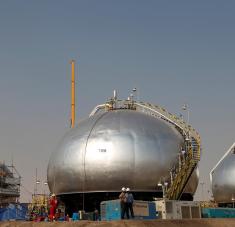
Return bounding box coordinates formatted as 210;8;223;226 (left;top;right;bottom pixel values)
155;199;201;219
28;194;49;221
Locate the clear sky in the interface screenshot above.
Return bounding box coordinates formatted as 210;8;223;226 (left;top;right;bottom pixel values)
0;1;235;202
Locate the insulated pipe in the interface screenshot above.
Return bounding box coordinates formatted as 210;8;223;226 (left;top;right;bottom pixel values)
70;60;75;128
89;104;112;117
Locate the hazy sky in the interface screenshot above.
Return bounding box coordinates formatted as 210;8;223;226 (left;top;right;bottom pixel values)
0;1;235;202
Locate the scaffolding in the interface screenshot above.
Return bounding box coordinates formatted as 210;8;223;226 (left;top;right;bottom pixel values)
0;162;21;207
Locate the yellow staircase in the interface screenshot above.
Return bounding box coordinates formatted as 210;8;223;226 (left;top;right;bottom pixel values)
134;101;201;200
166;138;201;200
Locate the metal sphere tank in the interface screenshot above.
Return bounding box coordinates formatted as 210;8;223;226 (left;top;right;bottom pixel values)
210;143;235;203
48;109;198;197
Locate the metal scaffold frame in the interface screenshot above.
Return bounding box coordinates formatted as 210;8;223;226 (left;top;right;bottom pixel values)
0;163;21;206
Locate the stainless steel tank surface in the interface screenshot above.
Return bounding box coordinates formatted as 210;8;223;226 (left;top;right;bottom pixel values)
210;143;235;203
48;109;197;195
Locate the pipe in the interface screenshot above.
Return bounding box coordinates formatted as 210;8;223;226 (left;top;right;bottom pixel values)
70;60;75;128
89;104;112;117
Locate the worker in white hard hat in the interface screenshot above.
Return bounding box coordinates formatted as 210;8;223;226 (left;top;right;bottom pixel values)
125;188;134;218
119;187;128;219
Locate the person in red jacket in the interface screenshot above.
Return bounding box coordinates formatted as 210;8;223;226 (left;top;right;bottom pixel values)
49;194;58;221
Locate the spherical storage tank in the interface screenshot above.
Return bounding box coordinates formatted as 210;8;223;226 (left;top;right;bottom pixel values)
210;143;235;203
47;101;199;210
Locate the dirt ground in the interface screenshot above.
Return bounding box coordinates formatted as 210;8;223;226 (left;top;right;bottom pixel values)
1;219;235;227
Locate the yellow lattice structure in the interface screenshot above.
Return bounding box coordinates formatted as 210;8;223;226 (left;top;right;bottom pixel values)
28;194;49;214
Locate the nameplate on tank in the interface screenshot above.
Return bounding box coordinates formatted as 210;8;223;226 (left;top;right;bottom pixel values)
98;149;107;153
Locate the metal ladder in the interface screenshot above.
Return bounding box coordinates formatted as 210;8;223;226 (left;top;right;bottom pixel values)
165;139;200;200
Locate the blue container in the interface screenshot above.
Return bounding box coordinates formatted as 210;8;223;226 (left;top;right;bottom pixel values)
0;203;28;221
202;207;235;218
72;212;79;221
100;199;156;221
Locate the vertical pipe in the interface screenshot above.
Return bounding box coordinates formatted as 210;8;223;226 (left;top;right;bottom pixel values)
35;168;37;196
70;60;75;128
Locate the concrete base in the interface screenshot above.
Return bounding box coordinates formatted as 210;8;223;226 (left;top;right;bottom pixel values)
1;219;235;227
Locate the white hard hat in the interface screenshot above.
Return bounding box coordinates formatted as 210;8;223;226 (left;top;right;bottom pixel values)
51;193;56;197
126;188;130;192
121;187;126;191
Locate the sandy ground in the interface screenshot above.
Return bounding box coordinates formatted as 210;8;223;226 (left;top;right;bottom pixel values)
1;219;235;227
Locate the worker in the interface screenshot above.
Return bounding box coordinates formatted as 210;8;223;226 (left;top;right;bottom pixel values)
93;208;99;221
119;187;128;219
126;188;134;218
49;194;58;221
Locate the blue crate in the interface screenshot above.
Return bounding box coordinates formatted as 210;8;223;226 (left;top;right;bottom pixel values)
202;207;235;218
101;200;121;221
72;212;79;221
100;199;156;221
